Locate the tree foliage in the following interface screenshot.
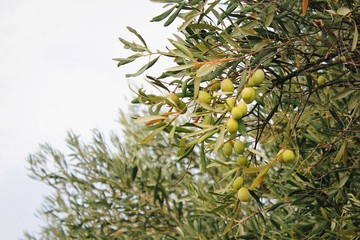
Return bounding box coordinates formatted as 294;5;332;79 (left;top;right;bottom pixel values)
114;0;360;238
27;0;359;239
25;111;200;239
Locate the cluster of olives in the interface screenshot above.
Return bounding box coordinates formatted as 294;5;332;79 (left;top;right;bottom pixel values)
232;147;296;202
167;68;296;203
221;69;265;202
231;140;251;202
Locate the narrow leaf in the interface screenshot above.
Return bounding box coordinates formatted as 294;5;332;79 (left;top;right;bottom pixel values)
113;57;137;67
331;89;355;101
302;0;308;16
213;127;225;152
348;93;360;111
249;166;270;190
252;40;269;52
139;124;167;144
267;202;284;212
334;142;347;163
244;164;269;174
127;26;147;47
177;145;195;162
134;115;167;124
168;124;176;139
200;142;206;173
248;147;269;161
131;165;138;181
171;41;194;59
264;4;276;27
188;23;221;31
207;202;232;213
198;129;218;143
118;37;148;52
178;10;200;32
126;56;160;77
351;23;358;52
193;77;201;102
166;63;195;72
196;63;218;77
182;126;217;139
164;3;183;27
221;201;240;235
151;5;176;22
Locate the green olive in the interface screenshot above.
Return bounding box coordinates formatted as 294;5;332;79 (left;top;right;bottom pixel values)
233;177;244;190
221;78;234;93
237;187;250;202
167;93;180;106
223;142;233;156
198;90;212;104
226;117;238;134
317;75;326;85
225;97;235;112
237;155;247;166
231;102;247;119
282;149;295;162
241;87;256;104
248;69;265;86
234;141;245;154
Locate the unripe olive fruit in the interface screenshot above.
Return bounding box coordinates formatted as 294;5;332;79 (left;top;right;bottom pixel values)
234;141;245;154
225;97;235;112
209;80;221;92
241;87;256;104
282;149;295;162
247;78;255;87
177;100;187;114
237;155;247;166
221;78;234;93
237;187;250;202
167;93;180;106
223;142;233;156
276;149;285;163
231;102;247;119
317;75;326;85
233;177;244;190
248;69;265;86
198;90;212;104
226;117;238;134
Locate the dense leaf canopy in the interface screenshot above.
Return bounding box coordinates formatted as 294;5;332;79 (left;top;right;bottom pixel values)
27;0;359;239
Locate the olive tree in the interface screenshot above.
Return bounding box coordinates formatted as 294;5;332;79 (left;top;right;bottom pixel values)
114;0;360;239
26;0;359;239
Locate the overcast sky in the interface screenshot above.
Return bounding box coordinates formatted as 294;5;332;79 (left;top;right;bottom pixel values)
0;1;176;238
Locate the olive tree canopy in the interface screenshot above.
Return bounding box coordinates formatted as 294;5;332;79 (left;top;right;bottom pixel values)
27;0;359;239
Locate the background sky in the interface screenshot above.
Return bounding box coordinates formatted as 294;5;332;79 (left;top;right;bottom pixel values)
0;1;176;239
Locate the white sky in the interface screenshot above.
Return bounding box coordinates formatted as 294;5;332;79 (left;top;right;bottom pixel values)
0;1;176;238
